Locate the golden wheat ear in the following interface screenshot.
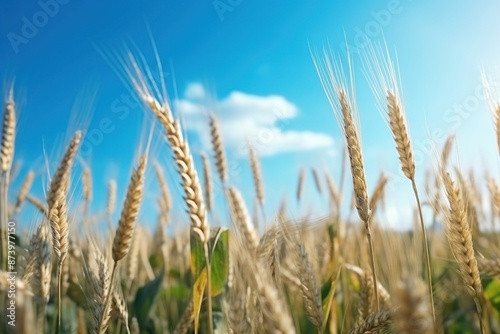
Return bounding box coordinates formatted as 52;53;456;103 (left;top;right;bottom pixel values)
15;170;34;212
249;146;264;208
112;155;147;263
227;187;260;253
0;91;15;173
209;113;228;184
296;168;305;204
440;168;483;331
200;152;213;213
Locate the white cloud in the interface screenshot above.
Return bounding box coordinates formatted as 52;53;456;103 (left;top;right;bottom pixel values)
184;83;206;100
174;83;334;156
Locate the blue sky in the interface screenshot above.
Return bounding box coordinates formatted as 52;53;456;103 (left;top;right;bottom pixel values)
2;0;500;232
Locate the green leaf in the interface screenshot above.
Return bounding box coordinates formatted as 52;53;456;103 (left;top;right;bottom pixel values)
209;228;229;296
193;269;207;334
190;231;207;280
164;284;191;300
133;269;165;330
484;278;500;312
321;265;342;332
191;227;230;333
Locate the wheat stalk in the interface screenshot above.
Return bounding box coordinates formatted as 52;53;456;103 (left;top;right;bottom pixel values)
363;42;436;321
99;156;147;333
126;56;213;332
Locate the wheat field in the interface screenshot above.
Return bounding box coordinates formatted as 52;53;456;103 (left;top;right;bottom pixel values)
0;46;500;334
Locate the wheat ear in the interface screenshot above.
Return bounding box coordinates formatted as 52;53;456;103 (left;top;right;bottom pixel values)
227;187;260;253
138;94;209;243
441;134;455;167
82;164;92;215
47;130;82;210
86;247;111;334
358;269;375;322
311;168;323;195
0;91;15;173
441;170;483;332
200;152;213;212
325;172;340;212
387;91;435;322
296;168;305;204
45;131;81;329
174;299;194;334
249;147;265;209
296;243;322;329
0;91;15;271
107;179;117;219
348;309;393;334
153;160;172;215
477;257;500;278
100;156;147;333
49;194;69;329
15;170;34;212
128;57;212;332
112;155;146;262
494;104;500;155
31;221;52;328
369;172;388;213
209;113;228;184
337;90;379;310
